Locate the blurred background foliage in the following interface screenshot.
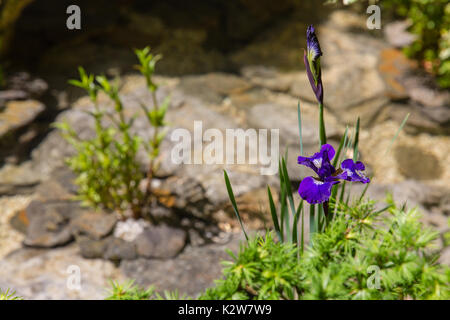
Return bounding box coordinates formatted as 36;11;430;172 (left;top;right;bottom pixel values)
329;0;450;88
382;0;449;88
1;0;448;87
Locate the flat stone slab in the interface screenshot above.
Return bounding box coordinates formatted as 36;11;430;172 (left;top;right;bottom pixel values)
0;100;45;139
23;200;83;248
71;212;117;240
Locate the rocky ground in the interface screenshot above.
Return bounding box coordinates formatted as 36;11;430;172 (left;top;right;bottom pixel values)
0;9;448;299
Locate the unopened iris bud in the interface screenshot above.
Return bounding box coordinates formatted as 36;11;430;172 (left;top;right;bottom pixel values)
304;25;323;104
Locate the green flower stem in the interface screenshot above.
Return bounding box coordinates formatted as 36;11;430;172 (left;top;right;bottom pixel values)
319;102;326;146
309;204;315;241
144;89;160;205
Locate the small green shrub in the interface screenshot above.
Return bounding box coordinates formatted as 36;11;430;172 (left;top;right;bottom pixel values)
55;68;144;217
55;47;168;219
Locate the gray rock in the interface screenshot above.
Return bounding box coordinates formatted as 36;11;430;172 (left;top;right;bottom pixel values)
0;162;41;196
394;144;444;180
7;72;48;98
0;244;124;300
0;89;28;101
103;237;137;261
438;247;450;266
71;211;117;240
241;66;294;93
0;100;45;140
77;236;109;259
350;180;450;218
135;225;187;259
402;74;450;109
33;167;78;201
30;109;95;179
122;232;246;298
322;65;386;113
23;200;83;248
160;176;213;219
247;102;340;147
384;21;417;48
178;73;252;105
385;103;450;135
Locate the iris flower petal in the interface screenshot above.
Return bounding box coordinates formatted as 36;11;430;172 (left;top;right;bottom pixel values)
297;144;336;179
298;176;335;204
304;25;324;104
306;25;323;60
338;159;370;183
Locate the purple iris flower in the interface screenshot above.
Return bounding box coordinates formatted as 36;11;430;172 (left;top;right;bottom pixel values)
298;144;370;204
304;25;323;104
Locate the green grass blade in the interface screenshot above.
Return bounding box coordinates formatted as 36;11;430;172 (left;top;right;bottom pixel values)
373;204;394;215
292;200;304;245
223;170;248;241
298;100;303;156
279;162;287;241
267;186;282;241
331;183;339;207
318;102;327;146
385;113;410;155
333;126;349;167
344;130;353;159
345;183;352;206
318;204;324;232
358;181;370;202
353;117;360;162
300;205;305;253
281;157;296;219
339;181;347;204
309;204;316;241
400;201;408;212
281;196;290;242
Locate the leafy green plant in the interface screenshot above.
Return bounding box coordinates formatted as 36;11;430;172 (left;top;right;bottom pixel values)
0;288;22;300
55;47;168;219
106;280;155;300
134;47;170;203
106;280;189;300
200;200;450;300
55;67;144;218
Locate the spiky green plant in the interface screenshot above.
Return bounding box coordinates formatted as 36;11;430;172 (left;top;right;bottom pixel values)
0;288;22;300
